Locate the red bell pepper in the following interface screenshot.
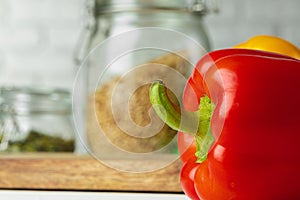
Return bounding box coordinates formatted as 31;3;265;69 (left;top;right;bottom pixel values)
150;48;300;199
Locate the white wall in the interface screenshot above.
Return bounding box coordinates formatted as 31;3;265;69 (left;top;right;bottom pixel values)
0;0;84;89
206;0;300;49
0;0;299;89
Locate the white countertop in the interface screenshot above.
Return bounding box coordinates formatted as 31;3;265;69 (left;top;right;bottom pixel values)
0;190;189;200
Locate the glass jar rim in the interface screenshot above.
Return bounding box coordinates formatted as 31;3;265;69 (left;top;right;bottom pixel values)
0;86;71;115
94;0;208;15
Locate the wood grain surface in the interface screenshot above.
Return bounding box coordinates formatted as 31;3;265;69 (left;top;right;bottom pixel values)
0;153;182;192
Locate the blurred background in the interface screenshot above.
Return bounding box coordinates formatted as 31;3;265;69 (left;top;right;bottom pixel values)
0;0;299;155
0;0;299;88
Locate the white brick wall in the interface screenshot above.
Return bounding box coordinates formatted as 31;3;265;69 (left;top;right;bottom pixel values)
0;0;84;89
0;0;299;89
206;0;300;49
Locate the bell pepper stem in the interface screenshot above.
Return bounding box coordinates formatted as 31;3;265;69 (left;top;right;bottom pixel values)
149;81;214;163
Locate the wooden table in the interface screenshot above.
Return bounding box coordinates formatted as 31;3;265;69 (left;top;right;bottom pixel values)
0;153;182;192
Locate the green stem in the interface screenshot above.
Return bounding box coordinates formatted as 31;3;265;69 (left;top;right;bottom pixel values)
149;81;214;163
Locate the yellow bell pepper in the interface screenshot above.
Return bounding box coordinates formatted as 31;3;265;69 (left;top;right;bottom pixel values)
234;35;300;59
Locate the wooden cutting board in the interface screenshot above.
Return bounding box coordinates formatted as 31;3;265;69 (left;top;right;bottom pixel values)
0;153;182;192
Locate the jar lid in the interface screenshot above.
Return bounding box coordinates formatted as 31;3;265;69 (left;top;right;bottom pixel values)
0;87;71;115
94;0;209;15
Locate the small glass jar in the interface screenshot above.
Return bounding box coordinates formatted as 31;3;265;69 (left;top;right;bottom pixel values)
0;87;75;153
73;0;218;172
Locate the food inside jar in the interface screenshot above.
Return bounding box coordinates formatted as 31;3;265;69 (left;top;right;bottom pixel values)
0;130;75;152
87;52;192;156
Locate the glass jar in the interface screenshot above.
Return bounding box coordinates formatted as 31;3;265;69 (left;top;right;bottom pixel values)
73;0;218;172
0;87;75;153
74;0;216;66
